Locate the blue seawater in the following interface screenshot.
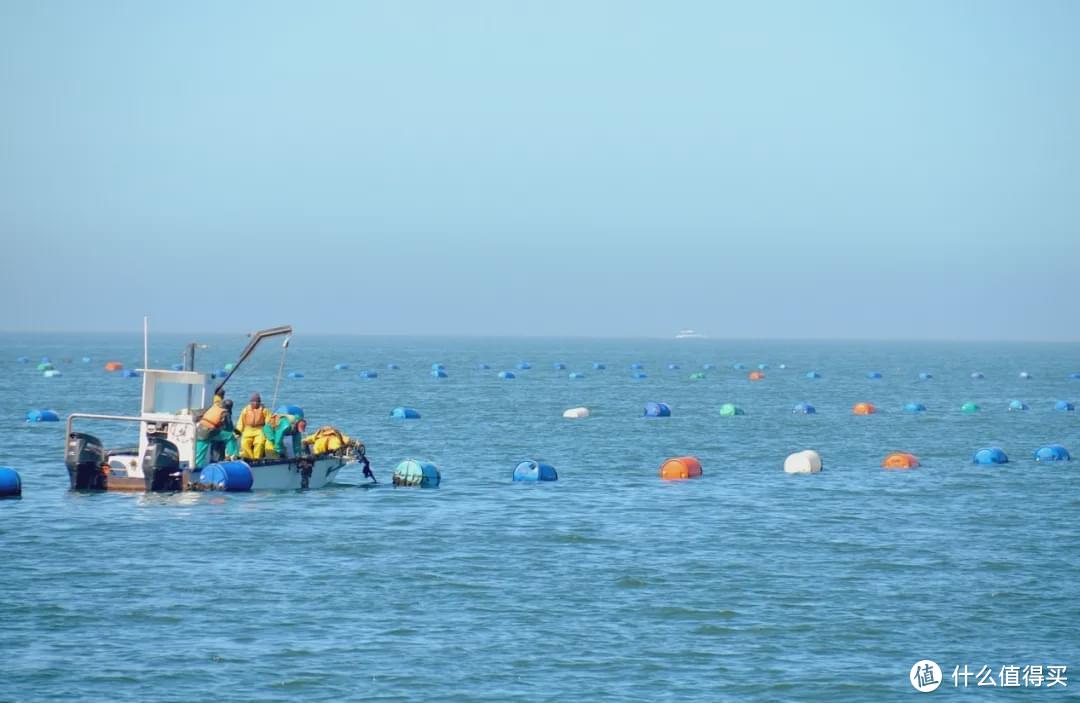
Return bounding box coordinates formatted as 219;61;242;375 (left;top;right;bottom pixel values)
1;334;1079;701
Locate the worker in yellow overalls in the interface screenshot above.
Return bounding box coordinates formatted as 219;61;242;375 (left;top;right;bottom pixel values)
303;426;354;455
236;393;271;460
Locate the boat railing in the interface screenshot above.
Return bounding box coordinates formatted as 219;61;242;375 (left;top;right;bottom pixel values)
66;413;198;439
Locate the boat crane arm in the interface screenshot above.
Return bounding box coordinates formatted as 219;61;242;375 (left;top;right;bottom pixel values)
214;325;293;397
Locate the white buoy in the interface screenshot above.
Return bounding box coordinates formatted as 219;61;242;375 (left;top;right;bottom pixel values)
562;407;590;419
784;450;822;474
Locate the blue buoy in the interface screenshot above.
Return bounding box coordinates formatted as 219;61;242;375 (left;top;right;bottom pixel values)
213;369;227;378
779;364;787;369
274;405;304;418
806;371;821;379
516;361;531;370
81;357;91;363
498;371;516;379
1019;371;1032;379
40;356;50;363
553;362;566;370
592;362;606;370
198;461;253;492
0;467;22;498
391;407;421;419
477;363;490;370
757;363;768;370
630;362;644;370
1054;400;1074;411
867;371;882;379
667;363;680;370
973;447;1009;465
632;372;647;379
1034;444;1071;462
387;363;400;370
26;409;60;422
1070;372;1080;380
432;363;445;371
733;363;746;370
287;371;304;379
1008;400;1028;412
513;460;558;482
792;402;816;414
904;402;927;413
703;363;715;370
644;402;671;417
121;370;139;378
16;356;29;363
335;363;350;371
918;372;932;380
170;363;184;371
393;459;440;488
360;370;378;379
971;371;985;379
431;369;448;378
568;372;585;379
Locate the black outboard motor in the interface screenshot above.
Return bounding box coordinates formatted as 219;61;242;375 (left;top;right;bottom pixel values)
66;432;108;490
143;436;182;492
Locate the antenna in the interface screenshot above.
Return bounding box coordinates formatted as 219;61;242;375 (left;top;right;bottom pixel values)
143;315;149;369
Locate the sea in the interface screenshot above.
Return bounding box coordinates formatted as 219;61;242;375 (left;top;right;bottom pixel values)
1;333;1078;702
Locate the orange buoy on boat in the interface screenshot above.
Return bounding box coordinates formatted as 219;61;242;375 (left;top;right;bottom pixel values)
104;361;123;372
882;452;919;469
852;402;876;415
749;370;765;381
659;456;702;481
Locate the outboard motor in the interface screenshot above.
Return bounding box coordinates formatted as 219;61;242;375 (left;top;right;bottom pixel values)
142;436;182;492
66;432;108;490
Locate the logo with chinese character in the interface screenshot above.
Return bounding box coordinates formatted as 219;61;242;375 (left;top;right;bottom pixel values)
911;660;943;692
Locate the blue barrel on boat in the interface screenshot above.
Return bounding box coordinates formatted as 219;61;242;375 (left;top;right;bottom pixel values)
806;371;821;379
792;402;816;414
170;363;184;371
26;409;59;422
499;371;516;379
513;460;558;482
121;370;139;378
1034;444;1071;462
515;361;531;370
360;370;378;378
275;405;304;418
632;372;647;379
553;362;566;370
569;372;585;379
644;402;671;417
287;371;304;379
904;402;927;413
431;369;448;378
1054;400;1074;411
391;407;420;419
0;467;21;497
387;363;400;370
198;461;253;492
973;447;1009;465
335;363;350;370
393;459;440;488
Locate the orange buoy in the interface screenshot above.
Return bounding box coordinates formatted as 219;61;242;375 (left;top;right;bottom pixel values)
852;402;876;415
659;456;702;481
882;452;920;469
749;370;765;381
104;361;123;372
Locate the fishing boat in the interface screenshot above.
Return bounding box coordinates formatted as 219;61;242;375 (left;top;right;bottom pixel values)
64;324;371;492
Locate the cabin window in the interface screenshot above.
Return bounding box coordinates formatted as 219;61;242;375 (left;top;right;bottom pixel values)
151;380;203;414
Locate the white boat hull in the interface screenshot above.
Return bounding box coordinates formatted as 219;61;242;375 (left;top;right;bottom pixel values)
247;455;350;490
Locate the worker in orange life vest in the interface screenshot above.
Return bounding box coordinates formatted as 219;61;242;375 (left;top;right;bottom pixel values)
195;396;237;467
236;393;272;460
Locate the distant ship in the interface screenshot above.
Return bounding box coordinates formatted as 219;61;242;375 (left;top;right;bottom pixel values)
675;329;706;339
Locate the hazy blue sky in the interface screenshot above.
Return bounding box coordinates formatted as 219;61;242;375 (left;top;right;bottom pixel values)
1;1;1077;339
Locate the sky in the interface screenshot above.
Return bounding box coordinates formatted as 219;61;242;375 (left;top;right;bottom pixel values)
0;0;1077;339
